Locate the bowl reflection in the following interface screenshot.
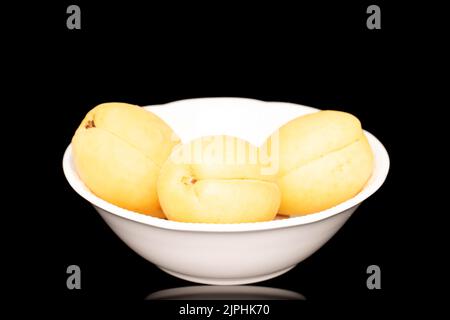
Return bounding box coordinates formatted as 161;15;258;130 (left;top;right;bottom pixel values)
146;285;305;300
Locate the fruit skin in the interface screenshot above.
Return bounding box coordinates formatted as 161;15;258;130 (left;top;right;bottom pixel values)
72;102;179;217
267;110;374;216
157;136;281;223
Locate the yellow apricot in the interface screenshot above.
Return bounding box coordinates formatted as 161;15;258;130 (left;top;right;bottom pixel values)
264;110;374;216
157;136;280;223
72;102;179;217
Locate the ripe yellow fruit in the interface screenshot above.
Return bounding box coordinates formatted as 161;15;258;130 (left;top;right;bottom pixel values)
267;110;374;216
72;102;179;217
157;136;281;223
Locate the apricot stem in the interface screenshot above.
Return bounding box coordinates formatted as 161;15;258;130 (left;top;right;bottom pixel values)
85;120;96;129
181;176;197;185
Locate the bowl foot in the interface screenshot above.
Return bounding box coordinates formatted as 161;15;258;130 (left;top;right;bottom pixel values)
158;265;296;285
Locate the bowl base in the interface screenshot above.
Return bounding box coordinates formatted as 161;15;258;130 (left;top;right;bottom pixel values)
158;265;296;285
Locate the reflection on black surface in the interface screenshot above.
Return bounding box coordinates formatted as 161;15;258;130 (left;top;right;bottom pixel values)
146;286;305;300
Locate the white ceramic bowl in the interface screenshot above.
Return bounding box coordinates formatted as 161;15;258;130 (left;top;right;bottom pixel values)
63;97;389;285
146;285;305;300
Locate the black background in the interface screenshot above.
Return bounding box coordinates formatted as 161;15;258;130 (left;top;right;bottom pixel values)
10;0;428;316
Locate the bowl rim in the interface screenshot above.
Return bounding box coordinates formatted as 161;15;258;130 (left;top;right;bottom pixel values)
62;98;390;233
